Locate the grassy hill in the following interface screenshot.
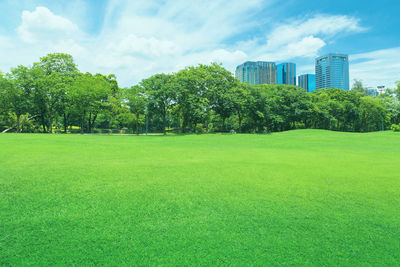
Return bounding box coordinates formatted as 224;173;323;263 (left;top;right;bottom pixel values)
1;130;399;265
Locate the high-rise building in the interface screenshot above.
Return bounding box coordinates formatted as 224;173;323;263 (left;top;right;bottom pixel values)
315;53;349;90
298;74;316;92
235;61;277;85
277;63;296;85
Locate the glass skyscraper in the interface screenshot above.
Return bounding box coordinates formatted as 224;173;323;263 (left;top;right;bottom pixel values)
235;61;277;85
315;53;349;90
298;74;316;92
277;63;296;85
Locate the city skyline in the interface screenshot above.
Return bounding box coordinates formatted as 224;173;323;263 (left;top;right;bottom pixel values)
0;0;399;88
236;53;350;91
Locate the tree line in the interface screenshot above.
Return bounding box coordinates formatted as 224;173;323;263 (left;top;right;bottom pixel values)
1;53;399;134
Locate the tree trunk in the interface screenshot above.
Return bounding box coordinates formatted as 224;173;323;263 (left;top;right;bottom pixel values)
162;111;166;135
63;113;68;134
41;115;46;133
16;114;21;133
238;112;242;133
136;112;140;135
181;107;190;133
91;114;97;133
81;111;85;134
88;113;92;133
48;113;53;133
181;116;187;133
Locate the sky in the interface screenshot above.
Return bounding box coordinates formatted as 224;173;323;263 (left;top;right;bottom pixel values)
0;0;399;88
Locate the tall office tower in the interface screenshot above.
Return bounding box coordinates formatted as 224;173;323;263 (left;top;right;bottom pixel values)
298;74;316;92
315;53;349;90
277;63;296;85
235;61;277;85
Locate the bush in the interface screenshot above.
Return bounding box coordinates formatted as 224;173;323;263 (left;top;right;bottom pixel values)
263;126;272;134
195;124;205;134
391;124;400;132
69;128;81;134
295;122;306;129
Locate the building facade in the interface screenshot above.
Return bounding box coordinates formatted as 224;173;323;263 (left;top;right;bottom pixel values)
298;74;316;92
277;63;296;85
235;61;277;85
315;53;349;90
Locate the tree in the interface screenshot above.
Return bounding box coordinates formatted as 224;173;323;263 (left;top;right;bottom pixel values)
381;95;400;126
34;53;79;133
35;53;78;75
141;74;176;135
312;89;363;131
175;66;209;133
125;85;147;135
69;73;112;133
396;81;400;101
0;70;30;132
352;79;366;94
230;84;248;133
205;63;237;131
359;96;386;132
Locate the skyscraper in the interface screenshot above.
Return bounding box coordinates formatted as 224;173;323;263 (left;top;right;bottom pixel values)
277;63;296;85
315;53;349;90
235;61;277;85
298;74;316;92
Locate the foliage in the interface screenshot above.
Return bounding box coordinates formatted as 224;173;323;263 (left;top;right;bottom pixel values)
124;85;147;135
391;123;400;132
0;53;398;134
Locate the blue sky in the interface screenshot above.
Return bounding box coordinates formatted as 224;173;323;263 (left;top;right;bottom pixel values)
0;0;399;88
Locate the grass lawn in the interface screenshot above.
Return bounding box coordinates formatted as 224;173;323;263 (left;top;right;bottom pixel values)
1;130;399;265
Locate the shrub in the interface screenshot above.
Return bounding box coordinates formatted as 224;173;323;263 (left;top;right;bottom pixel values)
295;122;306;129
69;128;81;134
391;124;400;132
195;124;205;134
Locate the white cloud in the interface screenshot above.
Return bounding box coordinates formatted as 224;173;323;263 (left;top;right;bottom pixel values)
285;36;326;58
350;47;400;89
2;2;397;89
266;15;366;50
252;15;366;62
17;6;79;43
257;36;326;62
81;0;264;84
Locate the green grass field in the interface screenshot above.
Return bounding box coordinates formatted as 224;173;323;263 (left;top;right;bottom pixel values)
1;130;399;266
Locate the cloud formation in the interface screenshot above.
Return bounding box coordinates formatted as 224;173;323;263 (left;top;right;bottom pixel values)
0;1;396;89
255;15;366;61
350;47;400;88
17;6;79;43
